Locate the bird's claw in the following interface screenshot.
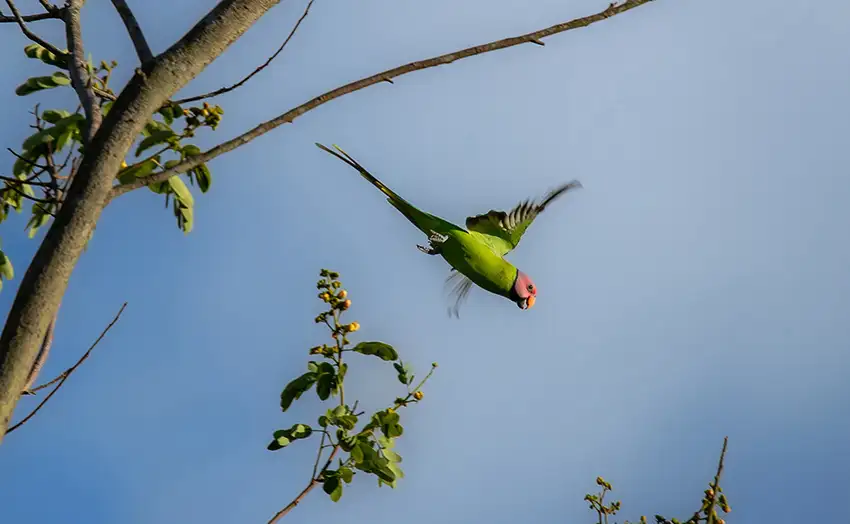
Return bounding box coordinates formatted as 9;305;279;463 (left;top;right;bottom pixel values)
417;231;448;255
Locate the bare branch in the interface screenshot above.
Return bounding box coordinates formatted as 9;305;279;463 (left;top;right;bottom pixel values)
6;302;127;435
64;0;102;144
110;0;154;64
110;0;657;200
174;0;315;105
3;0;66;57
21;309;56;392
267;446;340;524
0;4;61;23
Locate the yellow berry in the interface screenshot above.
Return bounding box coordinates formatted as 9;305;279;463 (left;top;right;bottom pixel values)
120;160;128;168
413;391;423;400
349;322;360;332
338;290;347;299
722;506;731;514
340;299;351;310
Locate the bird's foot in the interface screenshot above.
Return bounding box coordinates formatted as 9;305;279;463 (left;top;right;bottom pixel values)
417;231;448;255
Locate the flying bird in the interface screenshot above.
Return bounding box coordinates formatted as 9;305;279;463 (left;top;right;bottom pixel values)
316;143;582;316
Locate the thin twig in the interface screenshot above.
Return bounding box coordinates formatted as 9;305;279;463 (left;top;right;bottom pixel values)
173;0;315;105
109;0;153;64
3;182;57;207
7;148;49;171
267;446;340;524
0;9;60;23
64;0;102;144
21;309;57;392
5;302;127;435
688;436;728;524
108;0;658;200
3;0;66;57
0;174;51;188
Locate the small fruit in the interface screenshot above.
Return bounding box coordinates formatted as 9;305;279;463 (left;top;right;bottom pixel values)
338;290;347;299
340;299;351;310
413;391;423;400
348;322;360;332
120;160;128;168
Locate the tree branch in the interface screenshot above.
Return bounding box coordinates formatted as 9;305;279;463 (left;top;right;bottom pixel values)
64;0;102;144
21;308;57;392
173;0;315;105
109;0;154;64
0;0;284;444
267;446;340;524
2;0;66;57
110;0;658;200
0;9;59;23
6;302;127;435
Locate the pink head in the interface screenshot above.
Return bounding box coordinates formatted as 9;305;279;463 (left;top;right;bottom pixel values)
510;270;537;310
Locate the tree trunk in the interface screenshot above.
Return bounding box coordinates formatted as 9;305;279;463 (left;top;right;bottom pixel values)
0;0;282;443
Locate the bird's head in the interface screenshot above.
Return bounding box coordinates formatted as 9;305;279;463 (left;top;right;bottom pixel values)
511;270;537;310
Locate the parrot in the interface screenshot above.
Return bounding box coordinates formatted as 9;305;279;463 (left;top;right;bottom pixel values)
315;143;582;316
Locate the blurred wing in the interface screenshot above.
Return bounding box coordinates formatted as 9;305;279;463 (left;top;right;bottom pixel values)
465;180;582;256
444;269;475;318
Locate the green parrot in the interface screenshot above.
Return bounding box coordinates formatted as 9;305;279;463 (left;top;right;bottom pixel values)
315;143;582;316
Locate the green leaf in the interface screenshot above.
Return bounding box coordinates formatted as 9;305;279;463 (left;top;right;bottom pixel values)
350;443;364;463
378;435;395;449
141;120;173;139
23;43;68;69
382;449;402;463
315;362;337;401
352;341;399;361
266;433;291;451
136;130;177;157
280;372;317;412
323;476;343;502
118;158;159;185
393;361;412;384
192;164;212;193
25;203;52;239
339;466;354;484
167;176;194;207
41;109;71;123
289;423;312;439
22;129;54;151
181;144;202;157
0;250;14;281
14;72;71;96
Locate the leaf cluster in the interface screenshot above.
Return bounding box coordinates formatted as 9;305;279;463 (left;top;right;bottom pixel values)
268;269;437;503
585;440;731;524
0;43;229;293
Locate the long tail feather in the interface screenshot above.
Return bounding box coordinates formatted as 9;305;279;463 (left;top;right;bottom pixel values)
316;143;431;232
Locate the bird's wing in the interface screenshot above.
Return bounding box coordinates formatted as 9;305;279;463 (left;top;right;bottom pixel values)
464;181;583;256
444;269;475;318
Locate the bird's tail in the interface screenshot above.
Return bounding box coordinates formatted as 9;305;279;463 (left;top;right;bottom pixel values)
316;143;435;233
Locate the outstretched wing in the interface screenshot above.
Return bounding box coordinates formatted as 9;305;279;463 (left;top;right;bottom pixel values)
444;269;475;318
465;180;582;256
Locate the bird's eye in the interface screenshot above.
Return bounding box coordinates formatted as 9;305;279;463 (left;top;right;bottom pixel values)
527;284;534;292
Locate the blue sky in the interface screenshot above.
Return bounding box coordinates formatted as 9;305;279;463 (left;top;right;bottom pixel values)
1;0;849;522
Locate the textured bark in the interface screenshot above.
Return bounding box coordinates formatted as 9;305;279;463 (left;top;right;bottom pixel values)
0;0;282;443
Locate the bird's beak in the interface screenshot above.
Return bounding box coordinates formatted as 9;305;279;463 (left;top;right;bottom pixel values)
518;295;536;310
